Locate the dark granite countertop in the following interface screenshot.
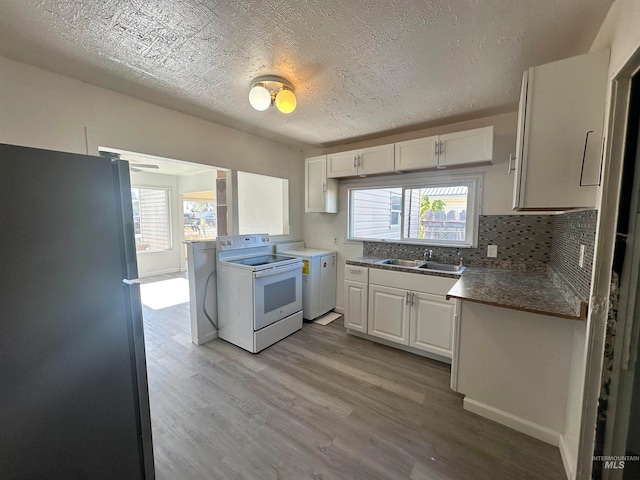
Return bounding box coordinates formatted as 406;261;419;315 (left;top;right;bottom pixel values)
347;256;587;321
445;267;587;321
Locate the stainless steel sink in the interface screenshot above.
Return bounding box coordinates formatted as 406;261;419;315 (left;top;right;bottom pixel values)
418;261;466;273
376;258;466;274
377;259;425;267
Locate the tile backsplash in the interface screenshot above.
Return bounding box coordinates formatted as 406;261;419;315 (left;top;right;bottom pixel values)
551;210;598;299
363;210;598;299
364;215;553;272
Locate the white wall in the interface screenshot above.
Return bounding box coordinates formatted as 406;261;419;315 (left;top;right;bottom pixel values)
237;171;289;236
591;0;640;77
0;55;305;243
130;171;182;277
302;112;518;309
178;170;218;195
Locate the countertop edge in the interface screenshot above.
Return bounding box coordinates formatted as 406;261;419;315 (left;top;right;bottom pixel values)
446;293;588;321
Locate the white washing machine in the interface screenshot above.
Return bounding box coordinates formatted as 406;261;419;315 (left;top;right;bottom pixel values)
275;242;336;321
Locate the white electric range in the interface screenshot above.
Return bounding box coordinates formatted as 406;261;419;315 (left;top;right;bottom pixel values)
216;234;303;353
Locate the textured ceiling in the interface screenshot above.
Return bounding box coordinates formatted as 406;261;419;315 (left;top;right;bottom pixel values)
0;0;613;149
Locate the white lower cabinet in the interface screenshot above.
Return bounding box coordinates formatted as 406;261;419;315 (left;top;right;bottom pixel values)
344;266;369;333
344;280;368;333
368;284;410;344
410;292;457;358
346;266;458;360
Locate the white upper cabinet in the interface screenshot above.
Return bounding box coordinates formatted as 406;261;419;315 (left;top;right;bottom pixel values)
327;150;358;177
438;127;494;168
394;127;493;172
327;144;394;178
305;155;338;213
512;49;609;211
394;135;439;171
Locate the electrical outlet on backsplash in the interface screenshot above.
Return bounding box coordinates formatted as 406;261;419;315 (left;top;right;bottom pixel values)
362;211;597;299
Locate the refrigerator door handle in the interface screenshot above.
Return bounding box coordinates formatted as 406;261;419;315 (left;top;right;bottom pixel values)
123;282;144;337
123;278;141;285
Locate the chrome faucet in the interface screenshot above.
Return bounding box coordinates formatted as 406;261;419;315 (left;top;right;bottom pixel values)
457;251;464;266
424;249;434;261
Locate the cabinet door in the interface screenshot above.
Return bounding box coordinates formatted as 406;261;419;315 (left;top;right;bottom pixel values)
409;292;456;358
344;280;368;333
394;136;439;171
305;156;337;213
327;150;357;178
438;126;494;168
368;284;409;345
358;144;395;175
512;71;529;209
514;49;609;210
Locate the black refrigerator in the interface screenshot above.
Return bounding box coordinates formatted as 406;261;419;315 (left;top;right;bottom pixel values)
0;144;154;479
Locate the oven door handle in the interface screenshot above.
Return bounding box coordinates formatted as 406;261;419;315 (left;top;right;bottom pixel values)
254;262;302;278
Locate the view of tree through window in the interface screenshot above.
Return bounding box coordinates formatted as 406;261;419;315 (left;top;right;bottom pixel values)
404;186;468;241
131;187;171;252
348;178;479;247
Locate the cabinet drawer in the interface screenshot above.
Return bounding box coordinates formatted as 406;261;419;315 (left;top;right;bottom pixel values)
369;268;457;295
345;265;369;282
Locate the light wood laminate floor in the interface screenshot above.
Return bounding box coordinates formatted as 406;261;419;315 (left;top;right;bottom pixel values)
141;273;566;480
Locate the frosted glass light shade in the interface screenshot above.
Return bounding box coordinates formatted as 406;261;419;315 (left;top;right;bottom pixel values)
249;84;271;111
275;88;296;114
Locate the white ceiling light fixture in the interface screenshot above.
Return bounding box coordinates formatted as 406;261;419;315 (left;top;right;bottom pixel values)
248;75;297;114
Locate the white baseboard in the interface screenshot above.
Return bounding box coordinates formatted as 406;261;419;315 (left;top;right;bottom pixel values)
192;330;218;346
333;306;345;314
559;434;576;480
463;397;561;447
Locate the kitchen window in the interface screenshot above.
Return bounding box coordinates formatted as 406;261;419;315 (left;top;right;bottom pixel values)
131;187;172;253
347;175;481;247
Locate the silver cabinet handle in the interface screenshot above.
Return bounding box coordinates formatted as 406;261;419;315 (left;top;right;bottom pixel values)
348;269;362;275
439;141;445;157
433;141;438;157
405;291;410;305
322;183;327;192
353;156;357;169
411;292;415;305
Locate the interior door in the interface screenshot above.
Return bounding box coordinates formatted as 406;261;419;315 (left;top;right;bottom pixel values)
0;144;151;479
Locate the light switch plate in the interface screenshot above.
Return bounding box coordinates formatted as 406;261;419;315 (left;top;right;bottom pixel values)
487;245;498;258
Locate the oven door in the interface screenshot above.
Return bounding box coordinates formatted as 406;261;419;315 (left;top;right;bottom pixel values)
253;262;302;330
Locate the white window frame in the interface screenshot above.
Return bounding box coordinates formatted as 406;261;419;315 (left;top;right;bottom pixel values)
131;185;173;254
346;173;483;248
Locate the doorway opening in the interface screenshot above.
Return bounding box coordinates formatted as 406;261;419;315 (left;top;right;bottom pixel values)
594;70;640;480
